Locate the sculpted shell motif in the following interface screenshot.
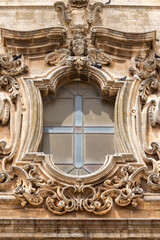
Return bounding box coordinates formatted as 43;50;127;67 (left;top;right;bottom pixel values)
0;0;160;217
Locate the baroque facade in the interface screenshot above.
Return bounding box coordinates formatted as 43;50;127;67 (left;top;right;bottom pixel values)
1;0;160;239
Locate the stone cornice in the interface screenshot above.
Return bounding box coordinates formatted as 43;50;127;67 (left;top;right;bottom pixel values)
0;218;160;239
91;27;156;58
1;27;67;55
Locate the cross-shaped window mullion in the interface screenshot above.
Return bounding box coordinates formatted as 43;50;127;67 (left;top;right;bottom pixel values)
43;82;115;174
74;95;83;168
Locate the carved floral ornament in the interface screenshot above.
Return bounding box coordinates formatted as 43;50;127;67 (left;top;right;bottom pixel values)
1;0;160;217
45;33;112;71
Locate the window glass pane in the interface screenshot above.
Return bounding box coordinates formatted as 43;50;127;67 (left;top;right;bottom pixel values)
41;133;73;164
56;87;73;98
84;134;115;164
64;82;78;95
42;81;116;176
69;168;78;175
83;88;101;98
43;98;73;126
79;82;92;96
79;168;89;175
84;164;103;173
55;164;73;173
83;99;114;126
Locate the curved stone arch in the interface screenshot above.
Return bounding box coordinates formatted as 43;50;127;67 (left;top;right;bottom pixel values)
15;65;131;181
14;63;147;173
2;66;152;216
33;65;121;98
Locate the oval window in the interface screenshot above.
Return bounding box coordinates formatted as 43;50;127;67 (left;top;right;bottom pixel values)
41;81;115;176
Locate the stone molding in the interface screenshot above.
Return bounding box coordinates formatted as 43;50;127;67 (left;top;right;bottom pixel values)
91;27;156;58
0;0;160;220
0;218;160;239
1;27;67;55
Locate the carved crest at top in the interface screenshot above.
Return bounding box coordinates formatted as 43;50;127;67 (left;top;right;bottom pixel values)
54;0;104;34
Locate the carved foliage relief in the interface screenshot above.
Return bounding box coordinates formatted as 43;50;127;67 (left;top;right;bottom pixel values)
129;57;160;160
0;0;160;217
0;54;28;162
45;33;112;71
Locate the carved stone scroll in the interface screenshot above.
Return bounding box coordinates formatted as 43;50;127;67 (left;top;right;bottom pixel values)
129;58;158;103
0;155;156;216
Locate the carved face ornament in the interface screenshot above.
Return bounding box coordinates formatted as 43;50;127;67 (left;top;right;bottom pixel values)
70;34;87;56
72;39;85;56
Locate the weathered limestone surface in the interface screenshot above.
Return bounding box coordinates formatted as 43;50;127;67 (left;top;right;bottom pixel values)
1;218;160;239
0;0;160;239
0;0;159;35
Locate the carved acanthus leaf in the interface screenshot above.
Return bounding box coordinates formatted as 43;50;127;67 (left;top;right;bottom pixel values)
0;75;20;102
144;141;160;159
0;75;20;155
129;58;159;103
65;56;91;70
129;58;157;80
45;35;112;71
88;49;112;65
0;155;158;215
139;77;159;103
11;164;146;215
45;49;70;66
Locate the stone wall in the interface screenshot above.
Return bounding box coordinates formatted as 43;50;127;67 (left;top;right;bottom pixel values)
0;1;160;239
0;0;160;36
